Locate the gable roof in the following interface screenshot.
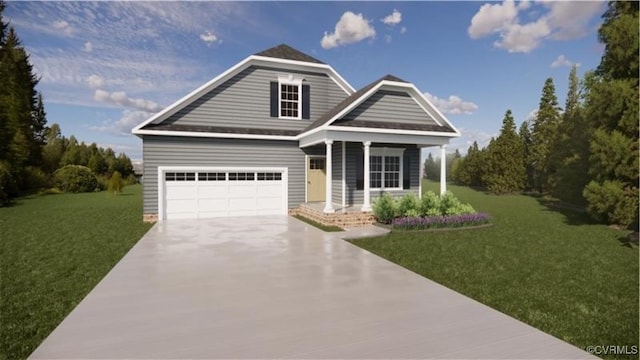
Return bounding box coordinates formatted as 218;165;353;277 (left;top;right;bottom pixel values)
132;44;354;135
255;44;325;64
297;73;461;138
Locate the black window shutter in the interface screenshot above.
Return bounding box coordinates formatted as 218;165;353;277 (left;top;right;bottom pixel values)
302;84;310;119
403;151;411;189
270;81;278;117
356;148;364;190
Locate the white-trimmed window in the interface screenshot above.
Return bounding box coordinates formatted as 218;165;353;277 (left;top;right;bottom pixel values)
278;75;303;119
370;148;403;190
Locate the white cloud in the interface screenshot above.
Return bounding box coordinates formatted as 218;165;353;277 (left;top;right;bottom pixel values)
87;74;104;88
423;92;478;115
468;0;518;39
468;0;604;53
92;110;152;138
400;26;407;34
52;19;74;36
550;54;579;68
83;41;93;52
321;11;376;49
94;89;163;112
381;9;402;26
199;31;218;43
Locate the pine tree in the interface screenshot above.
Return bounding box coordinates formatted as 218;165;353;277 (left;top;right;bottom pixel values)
483;110;526;194
530;78;561;193
519;120;533;191
582;1;639;229
548;65;590;204
456;141;485;187
0;23;43;197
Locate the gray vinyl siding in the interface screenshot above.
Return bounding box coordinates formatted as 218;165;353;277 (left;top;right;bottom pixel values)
165;65;347;131
343;90;438;126
344;142;420;206
142;136;305;214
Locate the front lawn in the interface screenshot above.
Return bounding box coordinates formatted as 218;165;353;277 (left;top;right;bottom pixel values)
351;181;639;358
0;185;153;360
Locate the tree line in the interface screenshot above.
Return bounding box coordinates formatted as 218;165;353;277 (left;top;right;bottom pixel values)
427;2;638;230
0;1;134;204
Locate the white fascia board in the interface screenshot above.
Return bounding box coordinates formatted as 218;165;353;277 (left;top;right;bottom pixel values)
327;126;460;137
132;56;254;134
326;129;451;146
298;129;328;148
134;129;297;141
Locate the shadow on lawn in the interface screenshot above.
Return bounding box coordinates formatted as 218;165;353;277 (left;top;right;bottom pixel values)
533;197;597;226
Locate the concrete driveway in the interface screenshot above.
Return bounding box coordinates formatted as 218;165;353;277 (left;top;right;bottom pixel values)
30;216;592;359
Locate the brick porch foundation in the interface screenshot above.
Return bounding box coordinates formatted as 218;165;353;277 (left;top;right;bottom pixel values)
290;203;376;229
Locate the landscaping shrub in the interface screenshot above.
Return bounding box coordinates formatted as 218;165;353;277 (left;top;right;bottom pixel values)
420;191;441;216
107;171;125;194
392;213;491;230
53;165;99;193
398;193;420;217
372;192;398;224
375;190;479;224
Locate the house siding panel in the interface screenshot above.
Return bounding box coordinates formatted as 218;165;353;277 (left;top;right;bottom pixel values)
345;142;420;206
342;90;438;126
165;65;347;132
142;135;305;214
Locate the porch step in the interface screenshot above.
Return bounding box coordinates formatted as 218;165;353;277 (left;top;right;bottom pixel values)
290;203;376;229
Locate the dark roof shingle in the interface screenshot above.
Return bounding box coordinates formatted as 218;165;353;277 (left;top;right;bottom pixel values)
255;44;325;64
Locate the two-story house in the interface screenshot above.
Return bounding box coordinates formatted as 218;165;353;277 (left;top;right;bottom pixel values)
132;44;460;224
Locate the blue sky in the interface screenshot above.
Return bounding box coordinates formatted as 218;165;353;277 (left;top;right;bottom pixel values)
5;1;606;160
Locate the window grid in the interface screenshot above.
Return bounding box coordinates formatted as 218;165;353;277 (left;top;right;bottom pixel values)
369;154;401;189
167;171;282;182
280;83;300;118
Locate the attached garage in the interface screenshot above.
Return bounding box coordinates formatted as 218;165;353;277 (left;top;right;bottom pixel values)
158;167;288;220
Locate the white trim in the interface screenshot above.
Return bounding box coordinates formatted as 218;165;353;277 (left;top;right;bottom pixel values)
323;140;334;213
326;130;451;147
134;129;297;141
362;141;372;212
369;148;404;191
278;76;303;120
341;141;346;211
327;126;460;137
132;54;354;135
157;166;288;221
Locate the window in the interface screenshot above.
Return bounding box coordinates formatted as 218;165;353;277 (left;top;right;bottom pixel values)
370;149;403;190
165;172;196;181
257;172;282;181
309;158;325;170
228;172;255;181
198;172;226;181
280;83;300;118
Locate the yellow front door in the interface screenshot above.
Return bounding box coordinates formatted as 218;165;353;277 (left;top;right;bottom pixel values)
307;157;326;202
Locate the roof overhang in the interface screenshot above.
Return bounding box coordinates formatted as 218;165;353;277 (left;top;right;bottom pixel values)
131;55;355;136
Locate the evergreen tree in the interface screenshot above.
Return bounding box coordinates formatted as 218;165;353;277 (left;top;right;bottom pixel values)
456;141;485;187
423;152;437;180
0;21;43;197
530;78;561;193
42;123;65;174
519;120;534;191
483;110;526;194
582;1;639;229
548;65;590;204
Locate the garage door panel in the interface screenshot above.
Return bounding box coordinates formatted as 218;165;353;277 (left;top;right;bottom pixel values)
163;169;286;220
198;183;229;199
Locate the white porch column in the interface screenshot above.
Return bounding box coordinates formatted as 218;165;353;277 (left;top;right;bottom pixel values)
324;140;335;213
440;144;447;195
361;141;372;212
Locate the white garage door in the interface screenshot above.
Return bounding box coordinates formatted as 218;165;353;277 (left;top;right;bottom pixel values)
161;168;287;220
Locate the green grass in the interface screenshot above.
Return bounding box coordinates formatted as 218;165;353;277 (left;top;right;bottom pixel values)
294;214;344;232
0;185;153;360
351;180;638;358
